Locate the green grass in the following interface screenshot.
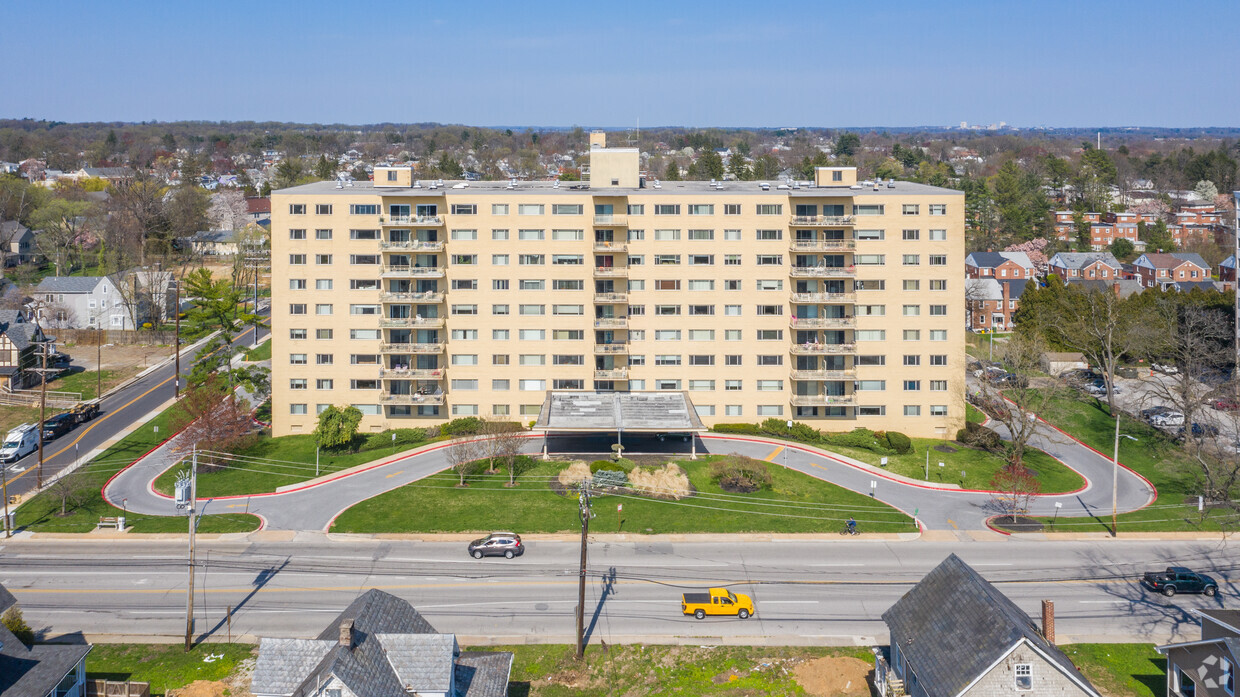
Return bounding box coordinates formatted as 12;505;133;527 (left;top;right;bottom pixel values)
332;455;914;534
966;402;987;424
500;643;875;696
49;368;135;401
15;399;262;534
85;643;257;696
1000;392;1240;532
243;339;271;362
1061;644;1164;697
152;432;433;498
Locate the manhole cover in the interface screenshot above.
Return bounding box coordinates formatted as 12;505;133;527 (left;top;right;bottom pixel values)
535;603;549;611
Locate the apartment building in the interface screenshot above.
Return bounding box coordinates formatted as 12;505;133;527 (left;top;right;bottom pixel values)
270;142;966;439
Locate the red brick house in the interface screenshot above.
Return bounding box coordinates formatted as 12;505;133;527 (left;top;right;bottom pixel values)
966;277;1027;332
964;251;1035;280
1131;252;1211;289
1047;252;1124;282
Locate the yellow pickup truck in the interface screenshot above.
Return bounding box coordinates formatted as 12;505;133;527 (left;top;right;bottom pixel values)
682;588;755;620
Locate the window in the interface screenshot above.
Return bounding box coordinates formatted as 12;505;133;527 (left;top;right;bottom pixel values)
856;329;886;341
857;380;885;391
757;380;782;391
289;254;307;265
654;279;681;291
450;228;478;241
451;329;478;341
351;379;379;390
316;229;333;240
491;304;509;315
315;304;333;315
902;229;920;240
519;254;544;265
492;203;509;215
349;304;379;315
724;254;742;266
519;379;546;391
451;304;478;315
930;380;948;391
904;329;920;341
552;204;583;215
1222;658;1233;696
687;204;714;216
857;355;885;366
552;254;583;265
290;329;307;340
929;255;947;266
756;355;783;366
904;355;921;366
347;329;373;340
930;354;948;366
654;354;681;366
315;204;332;215
519;279;545;291
316;379;333;390
689;305;714;316
452;204;478;215
492;354;510;366
756;329;783;340
903;254;920;266
903;305;920;316
315;279;334;291
688;229;714;240
350;354;380;365
1177;668;1197;697
316;353;333;365
756;255;782;265
518;329;546;341
654;329;682;341
855;254;885;265
289;204;306;215
654;254;681;265
290;279;307;290
518;228;545;240
452;354;479;366
517;204;543;216
903;204;920;215
289;303;307;315
930;330;947;341
519;304;545;315
627;204;645;215
857;304;885;317
856;229;884;240
553;304;583;315
756;305;782;316
451;379;479;391
654;204;680;215
853;204;884;216
552;228;584;240
290;403;307;415
315;254;332;265
856;279;885;291
289;229;306;240
904;380;920;391
1014;664;1032;691
289;353;307;365
858;406;886;416
930;280;947;291
756;229;782;240
452;405;479;416
756;405;784;416
724;305;742;316
654;229;680;241
904;405;921;416
756;204;783;215
350;254;380;265
929;204;946;216
929;229;946;240
492;254;509;265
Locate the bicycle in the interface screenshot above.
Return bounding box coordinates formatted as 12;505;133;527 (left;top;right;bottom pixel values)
840;524;859;536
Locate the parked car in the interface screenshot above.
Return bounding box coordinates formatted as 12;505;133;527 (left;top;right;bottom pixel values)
1060;368;1100;384
1142;567;1218;597
41;413;76;441
0;424;39;463
1141;405;1173;420
467;532;524;559
975;365;1006;382
1151;362;1179;375
1083;380;1122;397
1178;422;1221;439
1150;411;1185;428
994;373;1028;388
1211;397;1240;412
69;400;101;424
657;432;692;442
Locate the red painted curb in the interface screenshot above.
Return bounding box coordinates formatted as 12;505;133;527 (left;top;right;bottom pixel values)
983;515;1014;536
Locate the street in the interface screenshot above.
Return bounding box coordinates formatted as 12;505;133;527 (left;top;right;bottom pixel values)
1;536;1234;646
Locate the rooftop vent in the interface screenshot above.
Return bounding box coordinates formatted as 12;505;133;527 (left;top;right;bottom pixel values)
777;184;789;190
553;180;560;189
760;183;770;191
335;181;343;189
887;180;896;188
413;181;422;189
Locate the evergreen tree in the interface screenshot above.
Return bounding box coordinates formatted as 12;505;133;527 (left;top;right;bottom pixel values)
664;161;681;181
313;154;336;180
834;132;861;157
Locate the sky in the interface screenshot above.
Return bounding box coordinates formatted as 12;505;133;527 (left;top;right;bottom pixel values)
2;0;1237;128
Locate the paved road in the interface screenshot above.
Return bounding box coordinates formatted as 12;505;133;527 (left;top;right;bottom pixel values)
1;537;1233;645
2;324;268;499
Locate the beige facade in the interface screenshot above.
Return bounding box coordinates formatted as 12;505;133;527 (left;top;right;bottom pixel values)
270;157;965;438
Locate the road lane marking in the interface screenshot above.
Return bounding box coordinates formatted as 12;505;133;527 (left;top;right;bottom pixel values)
759;600;820;604
809;463;827;470
808;563;864;567
385;471;404;479
948;519;959;529
764;447;784;462
225;504;247;509
973;563;1014;567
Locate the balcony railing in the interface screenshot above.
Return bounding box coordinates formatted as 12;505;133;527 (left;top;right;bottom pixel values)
789;317;855;329
382;392;446;405
379;342;445;354
790;394;856;407
593;292;628;303
790;292;856;304
790;343;856;355
379;240;445;251
790;239;856;251
380;290;445;303
593;343;629;354
383;215;443;226
594;368;628;379
379;317;446;328
593;215;628;226
380;367;445;379
790;369;857;380
789;266;856;278
382;265;445;278
592;241;628;252
593;266;628;277
790;215;855;227
593;317;628;329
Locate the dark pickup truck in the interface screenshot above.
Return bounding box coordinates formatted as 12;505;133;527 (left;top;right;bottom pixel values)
1142;567;1219;597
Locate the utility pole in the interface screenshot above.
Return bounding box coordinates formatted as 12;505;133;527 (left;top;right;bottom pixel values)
35;314;48;490
575;479;593;661
1112;412;1120;537
183;448;198;650
1;455;10;538
174;279;181;399
96;324;102;400
1233;192;1239;372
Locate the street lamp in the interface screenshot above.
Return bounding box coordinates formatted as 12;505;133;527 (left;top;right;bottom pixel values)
1111;420;1138;537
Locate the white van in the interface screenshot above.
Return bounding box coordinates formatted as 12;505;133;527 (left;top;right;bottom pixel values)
0;424;39;463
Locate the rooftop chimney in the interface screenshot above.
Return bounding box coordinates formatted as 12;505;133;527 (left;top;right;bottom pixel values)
1041;600;1055;644
1112;281;1121;297
338;619;354;648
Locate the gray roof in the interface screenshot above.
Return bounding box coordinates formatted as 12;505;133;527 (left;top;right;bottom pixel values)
314;588;437;640
966;278;1028;302
0;581;92;697
456;651;515;697
1171;280;1223;293
0;310;40;351
0;582;15;613
1049;252;1122;271
194;230;237;243
965;251;1034;270
376;633;455;692
1071;279;1145;298
1200;609;1240;633
35;276;105;294
534;390;707;432
882;554;1099;697
1221;255;1236;269
251;639;336;695
80;167;134;178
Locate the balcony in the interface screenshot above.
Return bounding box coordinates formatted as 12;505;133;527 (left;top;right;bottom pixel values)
379;342;445;354
790;292;856;304
382;265;445;278
383;215;443;226
382;392;446;405
379;317;446;328
790;343;856;355
593;317;628;329
380;290;445;303
594;368;628;380
593;266;628;278
790;215;855;227
789;316;855;329
593;343;629;354
790;369;857;380
593;292;628;304
789;266;856;278
593;215;628;227
790;394;856;407
380;367;445;379
790;239;856;252
379;240;445;251
592;241;628;252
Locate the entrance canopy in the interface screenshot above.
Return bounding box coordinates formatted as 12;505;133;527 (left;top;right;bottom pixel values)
533;391;707;433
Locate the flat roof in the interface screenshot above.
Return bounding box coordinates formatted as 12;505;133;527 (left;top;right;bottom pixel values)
533;391;707;432
275;178;961;198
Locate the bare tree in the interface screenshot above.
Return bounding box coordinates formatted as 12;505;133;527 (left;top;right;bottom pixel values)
491;422;526;486
964;278;989;332
207;189;249;231
446;437;479;487
973;330;1061;468
1048;285;1150;417
49;471;90;516
1141;303;1231;434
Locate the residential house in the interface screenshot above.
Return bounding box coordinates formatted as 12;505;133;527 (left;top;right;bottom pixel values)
965;251;1035;280
1053;211;1101;243
0;310;51;390
966;277;1026;332
1047;252;1123;282
71;166;135;184
0;580;92;697
0;221;38;266
191;229;241;256
1131;253;1211;290
251;589;512;697
876;554;1101;697
1073;279;1145;299
246;197;272;226
1155;609;1239;697
1220;256;1236;284
34;276;134;330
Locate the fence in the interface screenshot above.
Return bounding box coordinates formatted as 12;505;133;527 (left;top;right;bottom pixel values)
86;680;150;697
54;329;175;346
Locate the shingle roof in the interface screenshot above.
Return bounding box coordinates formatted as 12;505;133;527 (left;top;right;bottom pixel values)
35;276;105;294
1221;255;1236;270
251;639;335;695
965;252;1008;269
1071;279;1145;298
314;589;437;641
1050;252;1122;271
1138;252;1211;270
882;554;1099;697
194;230;237;243
0;581;93;697
0;582;15;613
80;167;134;179
456;651;515;697
1199;609;1240;633
376;633;456;692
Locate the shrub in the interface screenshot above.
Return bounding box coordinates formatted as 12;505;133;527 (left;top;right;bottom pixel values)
592;470;629;489
788;422;822;443
591;458;633;473
629;463;691;499
440;417;484;436
958;422;1003;452
1;607;33;645
825;427;890;453
361;428;428;452
759;417;789;435
589;460;615;473
886;431;913;454
712;423;763;435
709;455;773;493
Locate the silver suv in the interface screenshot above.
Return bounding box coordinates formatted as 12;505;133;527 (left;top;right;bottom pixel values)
467;532;524;559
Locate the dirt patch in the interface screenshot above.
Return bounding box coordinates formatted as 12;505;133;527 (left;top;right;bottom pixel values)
933;444;958;453
792;656;873;697
66;343;174;372
167;681;227;697
992;515;1044;533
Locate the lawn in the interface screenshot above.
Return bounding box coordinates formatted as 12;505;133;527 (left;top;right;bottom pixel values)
152;431;434;498
997;392;1240;533
1061;644;1165;697
85;643;257;696
331;455;915;534
15;399;262;534
50;367;135;401
243;338;271;362
0;404;60;435
966;402;987;424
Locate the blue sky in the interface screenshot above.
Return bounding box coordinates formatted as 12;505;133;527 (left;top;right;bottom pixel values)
2;0;1236;127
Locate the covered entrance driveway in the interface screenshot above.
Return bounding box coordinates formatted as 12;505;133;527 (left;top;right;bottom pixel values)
532;391;708;458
